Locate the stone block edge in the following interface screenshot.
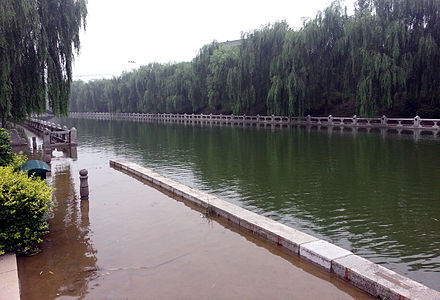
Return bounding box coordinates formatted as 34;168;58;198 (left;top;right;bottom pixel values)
0;253;20;300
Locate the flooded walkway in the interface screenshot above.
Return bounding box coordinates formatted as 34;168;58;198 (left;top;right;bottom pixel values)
17;146;372;299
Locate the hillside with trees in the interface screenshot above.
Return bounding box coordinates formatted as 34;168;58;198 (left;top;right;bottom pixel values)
71;0;440;118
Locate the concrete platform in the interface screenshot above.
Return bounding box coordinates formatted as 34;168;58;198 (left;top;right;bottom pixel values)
0;254;20;300
110;159;440;300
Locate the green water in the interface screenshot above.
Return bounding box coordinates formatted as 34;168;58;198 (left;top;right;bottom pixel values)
57;118;440;289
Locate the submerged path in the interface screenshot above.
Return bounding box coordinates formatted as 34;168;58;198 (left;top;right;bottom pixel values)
111;159;440;300
17;144;374;299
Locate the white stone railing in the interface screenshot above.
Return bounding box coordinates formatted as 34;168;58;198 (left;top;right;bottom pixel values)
69;112;440;131
25;118;77;146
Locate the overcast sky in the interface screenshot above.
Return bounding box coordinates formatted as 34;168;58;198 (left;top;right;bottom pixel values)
72;0;351;80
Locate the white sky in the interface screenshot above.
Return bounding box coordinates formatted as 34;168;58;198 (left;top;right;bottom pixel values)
72;0;351;80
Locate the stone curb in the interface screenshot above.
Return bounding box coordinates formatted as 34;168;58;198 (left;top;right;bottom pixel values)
110;159;440;300
0;254;20;300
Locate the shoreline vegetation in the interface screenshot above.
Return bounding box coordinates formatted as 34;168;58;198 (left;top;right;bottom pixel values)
0;0;87;126
0;129;52;255
1;0;86;259
71;0;440;118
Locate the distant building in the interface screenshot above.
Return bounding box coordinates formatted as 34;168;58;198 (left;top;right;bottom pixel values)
221;39;243;47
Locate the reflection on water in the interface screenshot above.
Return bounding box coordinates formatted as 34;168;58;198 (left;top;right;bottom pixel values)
53;118;440;290
18;160;97;299
18;144;373;299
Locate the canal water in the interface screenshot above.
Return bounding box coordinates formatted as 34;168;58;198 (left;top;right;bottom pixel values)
17;124;372;299
24;117;440;291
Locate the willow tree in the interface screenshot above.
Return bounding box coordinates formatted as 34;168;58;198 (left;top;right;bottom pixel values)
343;0;440;117
190;42;220;113
69;0;440;118
207;45;239;112
0;0;87;126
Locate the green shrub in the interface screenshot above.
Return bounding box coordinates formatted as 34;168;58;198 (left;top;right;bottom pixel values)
0;166;52;255
9;152;27;172
0;128;13;167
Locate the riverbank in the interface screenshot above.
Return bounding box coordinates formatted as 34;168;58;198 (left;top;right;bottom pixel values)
110;159;440;299
0;125;45;300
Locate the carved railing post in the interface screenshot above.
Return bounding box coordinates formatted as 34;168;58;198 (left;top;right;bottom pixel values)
381;115;387;126
328;115;333;125
414;115;421;128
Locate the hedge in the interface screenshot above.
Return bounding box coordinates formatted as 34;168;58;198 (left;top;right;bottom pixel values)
0;166;52;254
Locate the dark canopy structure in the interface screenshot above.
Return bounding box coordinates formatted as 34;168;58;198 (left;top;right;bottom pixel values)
21;160;51;180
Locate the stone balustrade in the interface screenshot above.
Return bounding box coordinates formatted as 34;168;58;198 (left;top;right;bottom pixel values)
25;118;77;147
70;112;440;132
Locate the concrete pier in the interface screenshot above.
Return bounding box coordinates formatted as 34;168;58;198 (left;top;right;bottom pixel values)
110;159;440;300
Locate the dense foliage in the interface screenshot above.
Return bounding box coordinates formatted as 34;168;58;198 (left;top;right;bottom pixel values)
0;129;13;167
71;0;440;118
0;0;87;126
0;129;51;255
0;166;52;255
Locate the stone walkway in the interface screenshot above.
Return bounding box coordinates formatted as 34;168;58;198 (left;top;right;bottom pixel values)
0;254;20;300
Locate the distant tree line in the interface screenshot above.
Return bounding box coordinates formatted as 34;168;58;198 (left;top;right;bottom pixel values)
71;0;440;118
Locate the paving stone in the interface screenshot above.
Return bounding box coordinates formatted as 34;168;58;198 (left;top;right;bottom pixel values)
0;254;20;300
0;254;16;274
300;240;352;271
141;174;152;182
